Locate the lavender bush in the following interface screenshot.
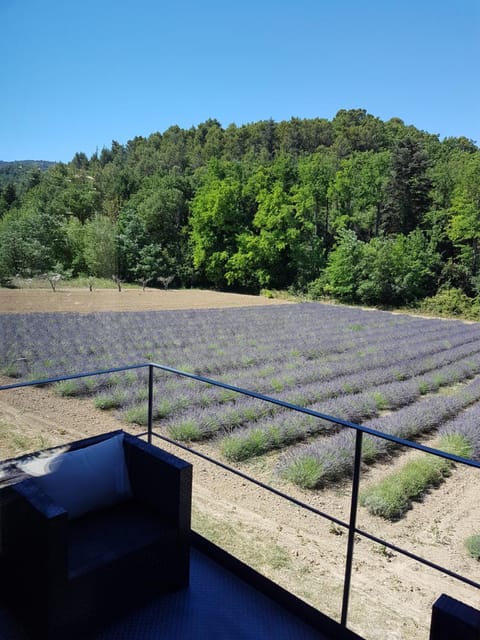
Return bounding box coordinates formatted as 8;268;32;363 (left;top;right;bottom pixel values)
2;302;480;496
360;397;480;520
278;376;480;489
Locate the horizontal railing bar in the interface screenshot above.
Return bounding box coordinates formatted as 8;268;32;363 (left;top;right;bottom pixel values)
353;525;480;591
150;431;348;529
149;362;480;470
1;363;479;601
2;361;480;469
150;430;480;592
0;363;149;391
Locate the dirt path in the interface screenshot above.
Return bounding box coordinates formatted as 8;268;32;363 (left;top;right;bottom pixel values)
1;288;479;640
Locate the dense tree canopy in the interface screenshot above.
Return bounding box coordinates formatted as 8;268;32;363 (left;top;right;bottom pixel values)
0;110;479;308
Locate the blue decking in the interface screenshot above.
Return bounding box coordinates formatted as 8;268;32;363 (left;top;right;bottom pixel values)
0;543;363;640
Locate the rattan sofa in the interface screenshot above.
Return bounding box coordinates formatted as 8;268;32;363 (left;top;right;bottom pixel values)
0;430;192;639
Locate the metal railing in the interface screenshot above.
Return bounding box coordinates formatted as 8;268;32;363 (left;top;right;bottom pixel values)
2;362;480;629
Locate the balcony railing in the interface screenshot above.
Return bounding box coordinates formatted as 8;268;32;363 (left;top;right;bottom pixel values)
1;362;480;636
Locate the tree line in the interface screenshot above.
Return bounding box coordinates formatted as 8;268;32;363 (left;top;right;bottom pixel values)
0;109;479;308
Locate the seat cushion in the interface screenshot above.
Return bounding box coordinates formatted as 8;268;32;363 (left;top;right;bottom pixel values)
19;434;132;519
68;500;177;578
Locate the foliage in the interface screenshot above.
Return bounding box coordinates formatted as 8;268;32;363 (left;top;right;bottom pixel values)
321;229;440;305
1;111;479;304
360;433;473;520
382;137;432;234
465;534;480;560
418;287;480;319
83;215;118;278
4;302;480;507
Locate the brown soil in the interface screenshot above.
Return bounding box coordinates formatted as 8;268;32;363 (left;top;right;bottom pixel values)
1;288;479;640
0;287;291;314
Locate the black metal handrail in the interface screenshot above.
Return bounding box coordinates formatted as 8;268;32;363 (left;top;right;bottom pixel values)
1;362;480;629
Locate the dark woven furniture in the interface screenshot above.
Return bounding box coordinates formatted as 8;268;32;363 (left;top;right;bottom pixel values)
0;431;192;640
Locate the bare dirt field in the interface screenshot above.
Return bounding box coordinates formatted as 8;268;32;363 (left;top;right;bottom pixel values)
1;287;479;640
0;287;291;314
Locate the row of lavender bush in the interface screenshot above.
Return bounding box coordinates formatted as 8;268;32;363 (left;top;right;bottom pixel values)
217;354;480;461
360;397;480;520
111;321;480;431
2;302;480;496
277;375;480;489
1;304;474;383
171;336;480;446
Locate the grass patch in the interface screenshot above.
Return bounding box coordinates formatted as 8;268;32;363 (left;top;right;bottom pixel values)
123;404;149;425
94;390;127;410
465;534;480;560
283;456;324;490
9;276;140;290
192;508;291;572
53;380;83;396
360;433;473;520
168;421;202;441
0;421;51;459
0;363;22;378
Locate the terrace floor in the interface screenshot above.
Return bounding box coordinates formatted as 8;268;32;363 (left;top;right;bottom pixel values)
0;536;363;640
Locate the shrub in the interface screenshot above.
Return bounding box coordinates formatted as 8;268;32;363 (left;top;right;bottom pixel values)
360;456;450;520
94;390;126;410
53;380;82;396
221;429;270;461
123;404;149;425
418;288;475;318
360;433;473;520
168;421;202;441
465;534;480;560
283;456;324;489
0;362;22;378
306;277;326;300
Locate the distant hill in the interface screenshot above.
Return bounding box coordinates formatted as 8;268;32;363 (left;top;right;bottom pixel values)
0;160;56;190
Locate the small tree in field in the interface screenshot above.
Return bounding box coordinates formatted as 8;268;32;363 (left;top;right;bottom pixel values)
112;275;123;292
131;244;174;291
44;263;71;291
157;275;175;290
46;273;62;292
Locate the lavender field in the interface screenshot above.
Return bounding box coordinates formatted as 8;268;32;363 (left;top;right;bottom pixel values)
2;302;480;497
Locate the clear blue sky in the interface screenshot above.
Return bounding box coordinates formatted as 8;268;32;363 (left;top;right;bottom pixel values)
1;0;479;162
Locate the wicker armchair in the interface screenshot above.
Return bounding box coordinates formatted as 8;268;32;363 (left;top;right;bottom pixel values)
1;431;192;640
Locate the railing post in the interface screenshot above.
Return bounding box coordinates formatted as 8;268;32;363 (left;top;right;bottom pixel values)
341;429;363;627
147;364;154;444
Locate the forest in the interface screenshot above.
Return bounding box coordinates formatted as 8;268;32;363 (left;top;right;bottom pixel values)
0;109;479;310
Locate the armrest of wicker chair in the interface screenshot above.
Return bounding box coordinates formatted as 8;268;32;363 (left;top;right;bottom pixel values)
123;434;192;533
3;478;68;632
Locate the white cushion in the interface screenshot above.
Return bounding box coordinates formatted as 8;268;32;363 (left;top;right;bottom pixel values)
19;434;132;518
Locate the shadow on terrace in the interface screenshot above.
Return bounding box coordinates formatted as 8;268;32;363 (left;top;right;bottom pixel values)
0;362;479;640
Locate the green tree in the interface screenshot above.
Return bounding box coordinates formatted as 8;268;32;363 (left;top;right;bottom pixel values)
116;207;150;278
383;138;432;234
446;153;480;288
189;175;245;287
63;216;87;274
83;215;118;277
0;209;57;280
293;152;336;277
332;109;386;155
131;244;175;289
322;229;365;301
226;183;298;290
357;231;440;305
